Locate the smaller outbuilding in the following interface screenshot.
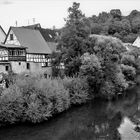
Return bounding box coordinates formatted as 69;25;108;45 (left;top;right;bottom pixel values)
133;36;140;48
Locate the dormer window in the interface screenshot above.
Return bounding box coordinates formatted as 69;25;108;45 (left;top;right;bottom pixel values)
10;34;13;40
49;34;52;38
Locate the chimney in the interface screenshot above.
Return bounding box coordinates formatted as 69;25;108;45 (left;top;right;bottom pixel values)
33;18;35;24
53;25;56;30
15;20;18;27
28;19;30;25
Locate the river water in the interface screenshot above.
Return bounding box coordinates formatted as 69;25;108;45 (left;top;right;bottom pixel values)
1;87;140;140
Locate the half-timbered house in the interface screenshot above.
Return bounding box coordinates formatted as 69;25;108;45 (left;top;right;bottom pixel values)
0;44;26;73
0;26;52;75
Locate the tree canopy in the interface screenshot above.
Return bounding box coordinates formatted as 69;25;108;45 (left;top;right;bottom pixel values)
57;2;89;76
82;9;140;43
53;2;140;99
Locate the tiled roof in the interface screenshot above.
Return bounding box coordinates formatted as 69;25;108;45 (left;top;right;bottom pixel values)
47;42;58;52
21;24;57;42
39;28;57;42
11;27;52;54
22;23;41;29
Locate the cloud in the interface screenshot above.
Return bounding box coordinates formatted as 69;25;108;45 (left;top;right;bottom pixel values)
1;0;13;5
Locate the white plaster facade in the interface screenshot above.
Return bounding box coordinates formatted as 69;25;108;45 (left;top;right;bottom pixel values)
26;62;52;75
5;30;20;46
0;64;10;74
10;61;51;75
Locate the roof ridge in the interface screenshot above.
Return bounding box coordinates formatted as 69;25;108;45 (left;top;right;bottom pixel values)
11;26;52;54
0;25;6;35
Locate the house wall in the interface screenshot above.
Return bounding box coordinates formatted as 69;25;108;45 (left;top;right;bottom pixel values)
27;62;52;76
10;61;52;76
5;30;20;45
11;61;27;73
0;64;10;74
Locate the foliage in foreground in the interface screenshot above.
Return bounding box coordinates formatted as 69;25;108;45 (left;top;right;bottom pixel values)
0;75;89;125
79;35;130;99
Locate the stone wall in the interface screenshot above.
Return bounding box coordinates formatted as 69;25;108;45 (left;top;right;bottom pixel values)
11;61;52;76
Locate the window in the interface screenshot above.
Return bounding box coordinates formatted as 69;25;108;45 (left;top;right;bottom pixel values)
5;66;9;71
10;34;13;40
41;62;47;67
27;63;30;70
48;59;51;67
49;34;52;38
9;50;12;56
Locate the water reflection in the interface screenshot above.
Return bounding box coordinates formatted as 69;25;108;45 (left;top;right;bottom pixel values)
0;87;140;140
118;117;140;140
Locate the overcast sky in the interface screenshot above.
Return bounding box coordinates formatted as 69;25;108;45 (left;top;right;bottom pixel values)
0;0;140;32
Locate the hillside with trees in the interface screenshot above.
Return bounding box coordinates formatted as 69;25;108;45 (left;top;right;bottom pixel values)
83;9;140;43
53;2;140;100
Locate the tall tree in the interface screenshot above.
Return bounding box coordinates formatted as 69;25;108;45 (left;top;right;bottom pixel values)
57;2;89;76
65;2;85;26
110;9;122;20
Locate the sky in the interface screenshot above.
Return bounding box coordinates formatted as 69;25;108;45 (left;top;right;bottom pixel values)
0;0;140;33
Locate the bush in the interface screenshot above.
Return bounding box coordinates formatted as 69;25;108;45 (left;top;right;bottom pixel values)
0;75;89;126
121;64;136;81
121;54;135;67
63;77;89;104
0;84;24;124
79;53;103;97
79;38;129;99
100;81;116;99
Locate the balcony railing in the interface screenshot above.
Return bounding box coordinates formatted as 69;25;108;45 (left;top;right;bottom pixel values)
8;56;26;61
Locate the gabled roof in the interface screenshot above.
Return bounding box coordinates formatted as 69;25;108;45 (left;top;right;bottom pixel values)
22;23;41;29
39;28;57;42
21;24;57;42
0;26;6;36
5;27;52;54
19;24;58;52
133;36;140;48
47;42;58;52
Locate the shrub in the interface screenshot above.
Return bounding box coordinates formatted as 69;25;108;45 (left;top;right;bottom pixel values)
121;54;135;67
63;77;89;104
121;64;136;81
79;53;103;97
100;81;116;99
0;84;24;124
0;74;89;125
79;45;128;99
36;78;70;113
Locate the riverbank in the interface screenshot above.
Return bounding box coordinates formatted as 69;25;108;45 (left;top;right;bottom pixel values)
0;74;90;127
0;90;140;140
0;71;138;127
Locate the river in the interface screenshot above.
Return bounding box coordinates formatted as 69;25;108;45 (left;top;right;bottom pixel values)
0;86;140;140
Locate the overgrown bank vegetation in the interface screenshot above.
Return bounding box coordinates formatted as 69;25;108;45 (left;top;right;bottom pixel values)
0;75;89;126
